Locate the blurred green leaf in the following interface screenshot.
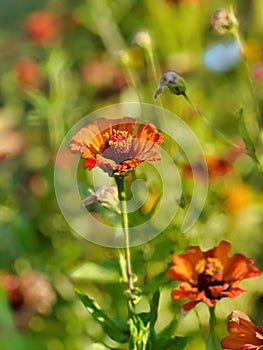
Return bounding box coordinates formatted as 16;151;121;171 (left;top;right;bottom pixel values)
71;262;120;283
152;335;191;350
75;289;129;343
158;318;179;339
205;333;222;350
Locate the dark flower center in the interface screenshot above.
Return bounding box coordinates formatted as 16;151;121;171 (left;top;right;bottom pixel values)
195;257;224;297
102;129;133;163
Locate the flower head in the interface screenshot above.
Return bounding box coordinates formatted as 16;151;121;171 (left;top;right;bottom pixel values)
70;117;164;176
221;311;263;349
166;240;260;312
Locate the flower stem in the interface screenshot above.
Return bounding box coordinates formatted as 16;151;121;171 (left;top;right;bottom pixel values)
115;176;134;295
208;306;218;350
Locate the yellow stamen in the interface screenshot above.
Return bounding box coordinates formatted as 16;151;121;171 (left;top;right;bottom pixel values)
195;257;223;276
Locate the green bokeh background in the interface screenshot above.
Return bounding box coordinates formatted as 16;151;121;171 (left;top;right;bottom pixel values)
1;0;263;349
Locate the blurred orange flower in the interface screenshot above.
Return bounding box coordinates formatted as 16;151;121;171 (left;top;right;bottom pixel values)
70;117;163;176
14;57;43;89
221;311;263;349
224;182;254;215
166;241;260;312
24;10;59;44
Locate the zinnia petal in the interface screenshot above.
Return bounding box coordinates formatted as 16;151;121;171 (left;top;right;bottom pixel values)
166;256;195;282
224;254;260;282
221;311;263;349
209;240;231;266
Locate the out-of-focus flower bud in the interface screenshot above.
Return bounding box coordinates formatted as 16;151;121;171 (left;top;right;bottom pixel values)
154;70;186;99
211;7;239;35
83;186;120;214
133;31;152;51
119;47;145;68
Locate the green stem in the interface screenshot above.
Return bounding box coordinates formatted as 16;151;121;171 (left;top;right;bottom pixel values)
183;92;244;151
115;176;134;295
209;306;218;350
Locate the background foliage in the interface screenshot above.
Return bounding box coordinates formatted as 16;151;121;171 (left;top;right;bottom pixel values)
1;0;263;349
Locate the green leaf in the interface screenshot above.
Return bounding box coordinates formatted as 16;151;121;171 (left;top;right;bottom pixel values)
149;289;160;330
153;336;191;350
158;318;179;338
128;314;150;350
71;262;120;283
75;289;129;343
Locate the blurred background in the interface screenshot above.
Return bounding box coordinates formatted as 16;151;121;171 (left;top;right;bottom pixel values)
1;0;263;349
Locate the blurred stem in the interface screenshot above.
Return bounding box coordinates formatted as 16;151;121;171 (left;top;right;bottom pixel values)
115;176;134;298
208;306;218;350
232;29;262;128
183;92;244;151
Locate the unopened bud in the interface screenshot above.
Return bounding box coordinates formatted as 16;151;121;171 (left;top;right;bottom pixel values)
133;31;152;51
154;71;186;99
82;186;120;214
211;7;239;35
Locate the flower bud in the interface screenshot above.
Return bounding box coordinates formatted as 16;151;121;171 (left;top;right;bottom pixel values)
154;71;186;99
211;7;239;35
132;31;152;51
82;186;120;213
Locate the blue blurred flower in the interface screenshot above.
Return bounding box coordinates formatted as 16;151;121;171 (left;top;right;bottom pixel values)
203;40;241;73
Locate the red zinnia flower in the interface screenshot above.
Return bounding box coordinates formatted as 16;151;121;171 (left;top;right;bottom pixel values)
166;240;260;312
221;311;263;349
69;117;164;176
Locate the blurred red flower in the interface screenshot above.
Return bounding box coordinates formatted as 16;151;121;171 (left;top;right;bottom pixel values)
24;10;59;44
80;56;127;94
183;154;233;180
1;272;56;330
14;57;43;89
166;241;260;312
221;311;263;349
70;117;164;176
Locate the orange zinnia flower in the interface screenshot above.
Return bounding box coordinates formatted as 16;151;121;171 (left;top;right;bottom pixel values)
221;311;263;349
69;117;164;176
166;241;260;312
